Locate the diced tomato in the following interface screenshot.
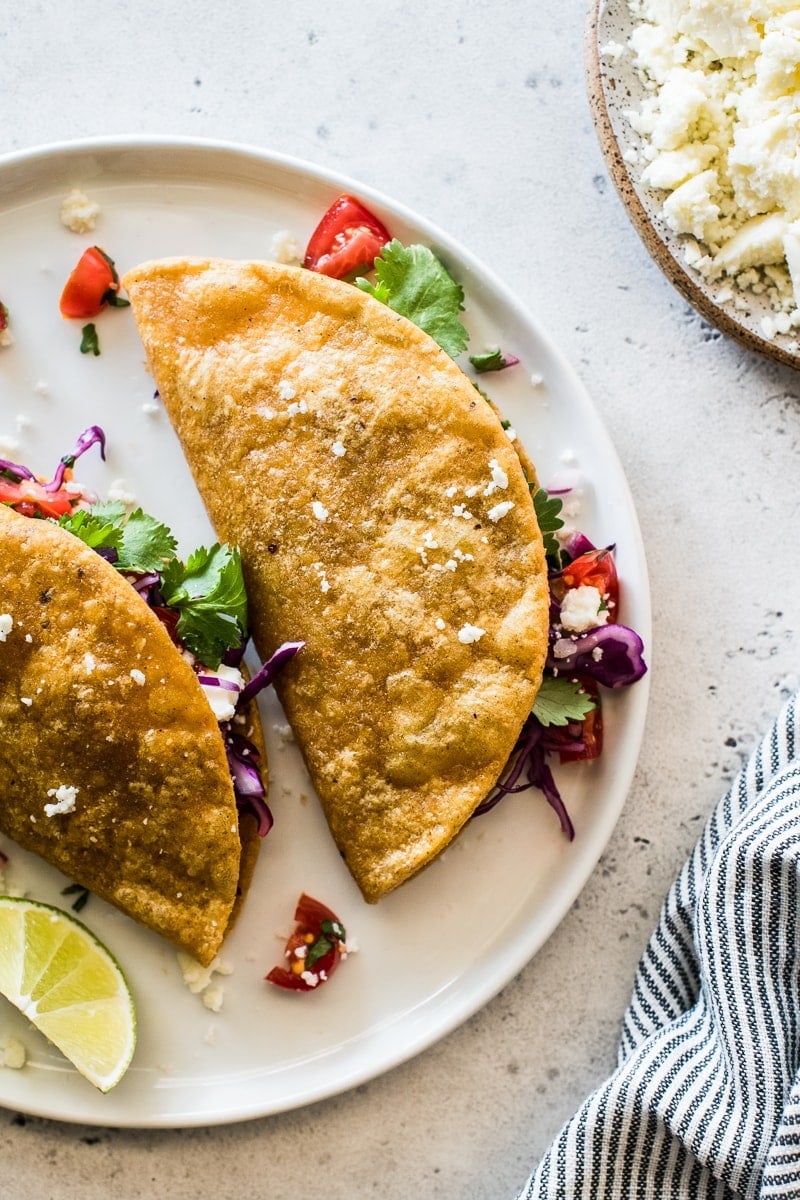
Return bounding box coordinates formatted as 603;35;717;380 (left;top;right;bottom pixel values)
304;194;391;279
0;476;75;519
59;247;124;319
557;547;619;619
558;692;603;763
266;893;348;992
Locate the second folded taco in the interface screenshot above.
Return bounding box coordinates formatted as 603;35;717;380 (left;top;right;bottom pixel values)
0;430;286;965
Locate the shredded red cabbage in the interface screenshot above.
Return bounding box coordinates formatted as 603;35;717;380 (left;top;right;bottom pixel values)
197;674;241;691
223;727;273;836
474;520;647;840
548;624;646;689
238;640;305;706
474;716;576;839
44;425;106;492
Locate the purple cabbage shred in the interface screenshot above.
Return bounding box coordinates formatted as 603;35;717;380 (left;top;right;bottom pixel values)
547;623;647;689
238;640;305;706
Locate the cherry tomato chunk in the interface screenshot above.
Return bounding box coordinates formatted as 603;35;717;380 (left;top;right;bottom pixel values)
266;893;348;993
558;689;603;763
0;477;75;519
304;194;391;279
60;246;122;319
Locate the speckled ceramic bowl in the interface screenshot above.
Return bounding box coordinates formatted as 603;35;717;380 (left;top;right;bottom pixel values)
586;0;800;370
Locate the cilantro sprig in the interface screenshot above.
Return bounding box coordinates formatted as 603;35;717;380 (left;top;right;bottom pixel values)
61;502;178;574
355;240;469;359
530;486;565;570
533;676;596;728
60;502;247;667
468;347;520;374
305;918;347;970
160;544;248;666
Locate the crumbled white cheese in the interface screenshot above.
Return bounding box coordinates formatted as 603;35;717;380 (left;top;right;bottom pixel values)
487;500;515;523
435;617;446;630
624;0;800;329
270;229;302;265
559;584;609;634
107;479;137;508
198;664;245;722
287;399;308;416
279;379;297;401
311;500;329;521
483;459;509;496
0;614;13;642
452;504;474;520
457;623;486;644
60;188;101;233
20;697;32;707
177;951;233;1011
83;652;96;673
129;668;146;686
0;1035;26;1070
44;785;78;817
331;441;347;457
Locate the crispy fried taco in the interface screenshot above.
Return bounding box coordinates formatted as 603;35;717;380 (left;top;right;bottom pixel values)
123;257;550;902
0;429;294;965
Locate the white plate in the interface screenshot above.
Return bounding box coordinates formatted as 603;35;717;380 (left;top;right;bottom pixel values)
587;0;800;369
0;136;651;1128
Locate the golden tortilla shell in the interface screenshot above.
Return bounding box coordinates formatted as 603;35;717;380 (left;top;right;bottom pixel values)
0;504;246;966
123;257;550;901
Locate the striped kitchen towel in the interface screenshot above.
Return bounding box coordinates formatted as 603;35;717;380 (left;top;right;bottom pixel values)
518;690;800;1199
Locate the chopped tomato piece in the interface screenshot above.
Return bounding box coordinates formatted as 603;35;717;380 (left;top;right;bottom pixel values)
266;893;348;992
59;246;125;319
556;547;619;619
304;194;391;279
558;691;603;763
0;476;75;519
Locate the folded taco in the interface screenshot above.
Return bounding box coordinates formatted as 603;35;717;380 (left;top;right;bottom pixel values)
123;257;550;902
0;429;294;965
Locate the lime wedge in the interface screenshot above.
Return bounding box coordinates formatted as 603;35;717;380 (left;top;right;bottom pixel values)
0;896;136;1092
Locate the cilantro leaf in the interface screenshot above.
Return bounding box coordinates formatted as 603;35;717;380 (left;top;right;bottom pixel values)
80;323;100;356
59;506;124;554
60;502;177;573
531;486;564;568
160;543;248;667
355;240;469;359
468;347;520;373
533;676;596;727
305;934;334;969
114;508;178;573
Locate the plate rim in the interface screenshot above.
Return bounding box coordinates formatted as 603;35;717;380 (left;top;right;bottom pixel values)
0;133;652;1127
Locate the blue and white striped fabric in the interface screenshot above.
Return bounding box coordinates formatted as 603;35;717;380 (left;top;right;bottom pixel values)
518;691;800;1199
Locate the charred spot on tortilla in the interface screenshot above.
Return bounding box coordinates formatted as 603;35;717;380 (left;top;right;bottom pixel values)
123;256;550;902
